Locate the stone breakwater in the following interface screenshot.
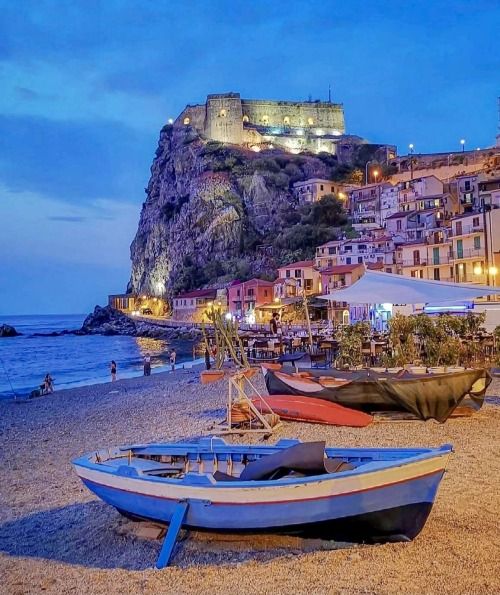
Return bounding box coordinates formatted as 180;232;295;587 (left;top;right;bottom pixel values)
80;305;203;340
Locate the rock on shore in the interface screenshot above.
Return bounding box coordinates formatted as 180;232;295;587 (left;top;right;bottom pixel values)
0;323;21;337
81;305;202;340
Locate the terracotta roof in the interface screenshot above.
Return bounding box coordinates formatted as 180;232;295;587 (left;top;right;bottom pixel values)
278;259;315;269
386;210;416;220
320;264;363;275
175;288;217;299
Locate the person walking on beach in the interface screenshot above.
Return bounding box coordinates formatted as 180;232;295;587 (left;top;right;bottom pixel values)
143;353;152;376
110;360;117;382
170;348;177;371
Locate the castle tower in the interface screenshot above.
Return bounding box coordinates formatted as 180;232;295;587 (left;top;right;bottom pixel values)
205;93;244;144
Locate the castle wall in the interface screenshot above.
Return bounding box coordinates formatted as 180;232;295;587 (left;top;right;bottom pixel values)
176;104;206;132
205;93;243;144
241;99;345;134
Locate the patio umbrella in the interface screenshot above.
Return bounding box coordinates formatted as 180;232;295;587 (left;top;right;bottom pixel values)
319;269;500;305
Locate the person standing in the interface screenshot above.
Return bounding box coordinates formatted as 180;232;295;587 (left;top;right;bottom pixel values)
143;353;151;376
43;373;54;394
270;313;278;335
170;348;177;371
110;360;117;382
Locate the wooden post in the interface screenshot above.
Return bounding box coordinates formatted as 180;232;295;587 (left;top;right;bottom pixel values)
155;501;189;569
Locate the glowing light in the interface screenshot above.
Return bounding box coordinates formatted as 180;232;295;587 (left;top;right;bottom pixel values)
207;301;213;307
168;118;173;124
296;129;304;136
476;147;480;151
473;265;483;275
332;129;341;136
268;144;274;149
141;295;147;300
338;192;346;200
489;266;498;275
409;143;414;150
183;117;190;125
251;145;261;152
315;129;324;136
307;117;314;126
460;139;465;145
225;312;232;320
274;297;280;303
381;303;393;311
458;263;464;270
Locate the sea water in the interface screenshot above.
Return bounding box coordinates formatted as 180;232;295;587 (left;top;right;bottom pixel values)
0;314;198;397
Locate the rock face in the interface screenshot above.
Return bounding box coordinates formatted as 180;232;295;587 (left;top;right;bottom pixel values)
0;324;21;337
81;305;202;340
128;124;339;297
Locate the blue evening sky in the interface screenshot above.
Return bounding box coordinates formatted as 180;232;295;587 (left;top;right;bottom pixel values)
1;0;499;314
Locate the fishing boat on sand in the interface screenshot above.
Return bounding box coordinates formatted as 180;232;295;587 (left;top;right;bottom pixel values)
73;438;452;567
261;365;491;422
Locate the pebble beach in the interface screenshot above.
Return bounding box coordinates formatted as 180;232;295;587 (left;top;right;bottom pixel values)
1;369;499;595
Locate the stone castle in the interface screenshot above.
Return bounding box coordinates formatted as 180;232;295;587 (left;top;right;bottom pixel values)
175;92;348;155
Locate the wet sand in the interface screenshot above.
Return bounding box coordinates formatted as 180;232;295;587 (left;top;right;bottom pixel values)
1;369;499;594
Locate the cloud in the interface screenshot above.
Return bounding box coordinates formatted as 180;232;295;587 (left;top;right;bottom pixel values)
47;215;86;223
0;114;153;204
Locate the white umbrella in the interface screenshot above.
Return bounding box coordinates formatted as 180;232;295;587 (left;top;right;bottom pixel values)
319;269;500;305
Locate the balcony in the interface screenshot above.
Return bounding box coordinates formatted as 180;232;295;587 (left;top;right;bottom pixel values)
451;248;484;260
450;224;484;237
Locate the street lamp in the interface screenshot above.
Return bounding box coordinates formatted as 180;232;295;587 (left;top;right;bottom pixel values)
460;139;466;152
409;144;415;180
373;169;379;184
473;265;483;276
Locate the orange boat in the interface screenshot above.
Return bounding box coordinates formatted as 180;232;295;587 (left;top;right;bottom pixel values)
252;394;373;427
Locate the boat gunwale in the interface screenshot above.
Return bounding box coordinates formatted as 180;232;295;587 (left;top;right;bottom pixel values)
72;444;452;490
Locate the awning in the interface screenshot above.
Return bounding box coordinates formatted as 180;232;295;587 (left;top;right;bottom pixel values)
319;269;500;305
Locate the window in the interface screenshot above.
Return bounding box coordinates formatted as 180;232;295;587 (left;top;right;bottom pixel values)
346;257;351;264
247;288;254;297
294;269;301;278
236;289;240;297
413;250;420;265
464;180;471;191
328;247;336;255
433;268;440;280
183;117;190;125
331;186;334;192
264;290;268;297
307;117;314;125
219;109;226;117
286;270;290;278
456;222;463;235
396;220;402;231
358;257;363;263
474;236;481;249
320;185;324;191
456;239;463;259
304;279;313;291
473;217;480;227
433;247;440;265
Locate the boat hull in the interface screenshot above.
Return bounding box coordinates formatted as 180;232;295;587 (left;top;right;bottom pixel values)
252;395;373;427
75;446;449;543
263;367;491;422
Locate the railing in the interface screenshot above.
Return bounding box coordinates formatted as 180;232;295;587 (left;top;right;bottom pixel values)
450;224;484;236
451;248;485;259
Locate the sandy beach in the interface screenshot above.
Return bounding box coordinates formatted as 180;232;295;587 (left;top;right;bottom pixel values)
1;368;499;595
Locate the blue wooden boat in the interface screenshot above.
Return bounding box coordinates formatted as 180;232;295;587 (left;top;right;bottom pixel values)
73;438;452;567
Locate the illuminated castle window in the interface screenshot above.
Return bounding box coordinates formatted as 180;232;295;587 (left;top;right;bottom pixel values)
183;117;190;125
283;116;290;125
307;117;314;126
242;115;249;123
219;109;227;117
262;115;269;124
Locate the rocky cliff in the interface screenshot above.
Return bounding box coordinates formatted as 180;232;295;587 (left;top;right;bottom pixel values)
128;124;374;298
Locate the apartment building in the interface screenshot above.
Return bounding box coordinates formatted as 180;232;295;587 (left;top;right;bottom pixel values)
276;260;321;295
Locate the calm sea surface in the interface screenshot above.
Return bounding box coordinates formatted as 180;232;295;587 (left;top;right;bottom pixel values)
0;314;198;398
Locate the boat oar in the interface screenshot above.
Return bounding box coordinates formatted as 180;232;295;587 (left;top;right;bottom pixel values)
155;500;189;569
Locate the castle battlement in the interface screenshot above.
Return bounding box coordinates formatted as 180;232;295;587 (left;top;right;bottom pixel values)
176;92;346;155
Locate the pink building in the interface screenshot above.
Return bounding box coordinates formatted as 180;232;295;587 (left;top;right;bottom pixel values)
228;279;274;321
